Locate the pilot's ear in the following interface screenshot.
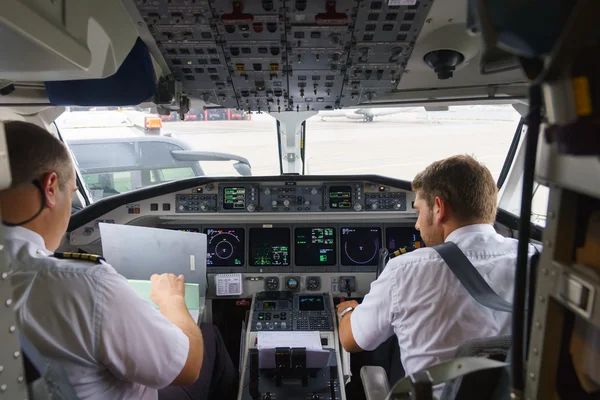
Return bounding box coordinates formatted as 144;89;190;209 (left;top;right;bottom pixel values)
434;196;446;223
41;172;59;209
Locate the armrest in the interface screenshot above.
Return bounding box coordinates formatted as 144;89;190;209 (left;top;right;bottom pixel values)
360;366;390;400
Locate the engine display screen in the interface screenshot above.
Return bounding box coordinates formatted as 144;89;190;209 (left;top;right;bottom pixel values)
329;186;352;209
295;228;336;266
340;227;381;266
249;228;290;266
263;301;276;310
386;227;425;251
205;228;245;266
223;187;246;210
176;228;200;233
299;295;325;311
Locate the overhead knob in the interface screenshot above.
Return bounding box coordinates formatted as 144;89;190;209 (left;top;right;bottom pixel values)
371;203;378;210
394;203;402;210
264;189;271;195
247;204;256;212
311;188;318;195
283;199;290;207
272;200;278;207
256;322;263;330
353;203;362;211
200;204;208;211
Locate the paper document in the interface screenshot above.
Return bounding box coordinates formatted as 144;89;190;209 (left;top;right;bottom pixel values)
216;273;243;296
127;279;202;322
257;331;322;350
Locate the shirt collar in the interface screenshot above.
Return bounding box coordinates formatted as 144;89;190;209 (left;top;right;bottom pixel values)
3;225;48;252
445;223;496;243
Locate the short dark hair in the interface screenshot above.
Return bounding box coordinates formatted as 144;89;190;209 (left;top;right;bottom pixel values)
412;155;498;224
3;121;73;190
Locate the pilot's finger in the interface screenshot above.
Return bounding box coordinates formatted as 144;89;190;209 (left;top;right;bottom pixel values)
150;274;158;281
178;274;184;280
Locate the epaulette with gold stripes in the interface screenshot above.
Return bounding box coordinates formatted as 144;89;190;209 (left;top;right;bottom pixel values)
53;252;105;264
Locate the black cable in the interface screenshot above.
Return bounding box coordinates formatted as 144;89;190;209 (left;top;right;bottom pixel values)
2;180;46;227
511;84;542;393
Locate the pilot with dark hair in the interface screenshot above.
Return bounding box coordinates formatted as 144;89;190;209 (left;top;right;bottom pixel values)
0;120;237;400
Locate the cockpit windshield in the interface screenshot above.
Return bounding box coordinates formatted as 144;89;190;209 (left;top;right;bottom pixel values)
305;104;521;181
57;105;520;202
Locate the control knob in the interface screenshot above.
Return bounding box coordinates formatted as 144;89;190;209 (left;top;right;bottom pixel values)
311;188;318;195
394;203;402;210
247;204;256;212
311;394;320;400
264;188;271;195
200;204;208;211
283;199;290;207
370;203;378;210
281;322;287;329
268;323;274;330
178;205;185;211
353;203;362;211
272;200;278;207
256;322;263;330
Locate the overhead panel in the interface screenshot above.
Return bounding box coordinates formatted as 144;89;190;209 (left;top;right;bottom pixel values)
135;0;432;112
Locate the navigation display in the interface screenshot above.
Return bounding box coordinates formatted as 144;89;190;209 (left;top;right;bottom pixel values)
223;187;246;209
386;227;424;251
295;227;336;266
205;228;245;266
340;227;381;266
249;228;290;266
329;186;352;209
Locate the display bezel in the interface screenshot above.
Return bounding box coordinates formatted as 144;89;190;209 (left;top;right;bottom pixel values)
298;295;325;311
248;227;292;268
385;226;425;253
222;187;247;210
339;226;382;267
294;227;337;267
204;227;246;267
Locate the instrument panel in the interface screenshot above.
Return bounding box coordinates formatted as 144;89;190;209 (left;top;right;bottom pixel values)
175;181;407;213
164;223;422;274
67;177;422;297
134;0;432;112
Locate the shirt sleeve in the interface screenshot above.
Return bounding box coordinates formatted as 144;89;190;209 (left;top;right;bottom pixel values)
96;269;190;389
350;263;396;351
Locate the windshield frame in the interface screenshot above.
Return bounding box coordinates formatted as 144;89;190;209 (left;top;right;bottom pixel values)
54;121;92;207
497;117;526;189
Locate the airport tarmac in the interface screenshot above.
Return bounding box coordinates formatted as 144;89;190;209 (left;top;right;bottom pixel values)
161;116;517;182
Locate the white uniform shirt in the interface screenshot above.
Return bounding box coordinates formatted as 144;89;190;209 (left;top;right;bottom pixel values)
6;226;189;400
351;224;532;379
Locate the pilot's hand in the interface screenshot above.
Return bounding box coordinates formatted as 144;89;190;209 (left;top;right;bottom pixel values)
150;273;185;306
336;300;359;319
